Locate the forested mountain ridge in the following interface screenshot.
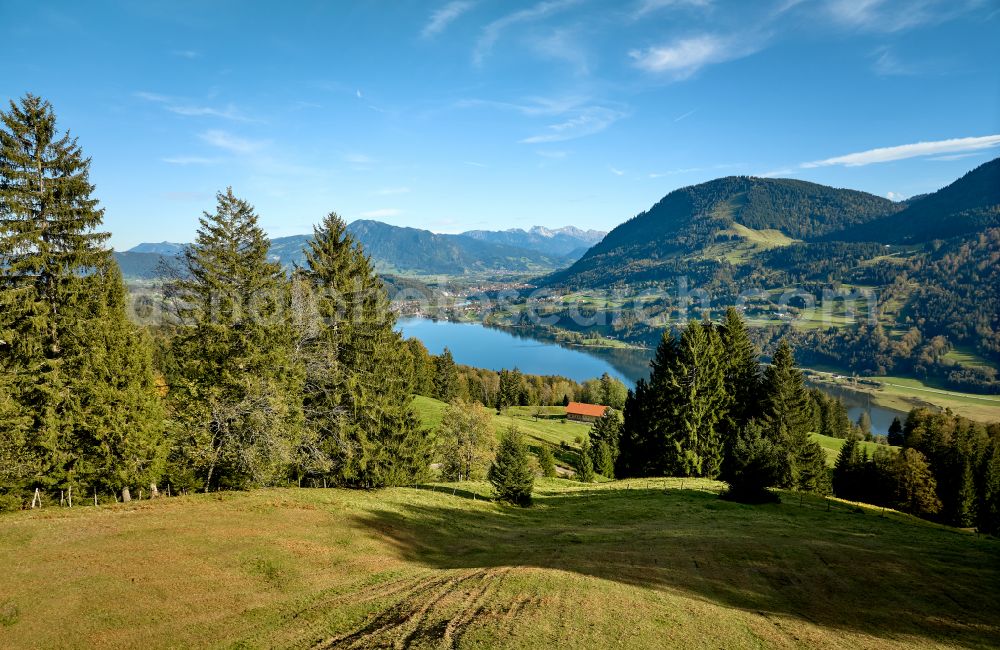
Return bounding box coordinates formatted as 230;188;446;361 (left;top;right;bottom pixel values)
123;220;580;277
339;220;575;274
537;160;1000;391
545;175;900;287
834;157;1000;243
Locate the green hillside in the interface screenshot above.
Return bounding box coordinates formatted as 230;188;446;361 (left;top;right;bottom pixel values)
1;482;997;648
836;157;1000;243
545;175;897;287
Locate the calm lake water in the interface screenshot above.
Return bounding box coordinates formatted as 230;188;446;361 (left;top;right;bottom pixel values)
397;317;907;435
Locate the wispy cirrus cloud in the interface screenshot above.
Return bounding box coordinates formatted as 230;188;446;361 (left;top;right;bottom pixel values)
824;0;985;33
631;0;712;19
629;34;761;79
199;130;269;154
457;96;628;144
519;106;626;143
802;134;1000;167
170;49;200;59
136;91;255;122
161;155;220;165
474;0;579;65
423;1;475;38
376;186;411;195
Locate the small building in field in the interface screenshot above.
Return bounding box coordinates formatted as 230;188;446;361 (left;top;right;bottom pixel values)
565;401;608;423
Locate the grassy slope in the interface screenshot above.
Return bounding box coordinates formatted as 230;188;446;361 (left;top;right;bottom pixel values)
805;371;1000;424
413;395;591;469
1;481;997;649
810;433;889;466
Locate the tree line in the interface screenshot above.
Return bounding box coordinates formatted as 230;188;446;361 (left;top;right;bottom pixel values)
406;341;628;412
833;408;1000;533
0;95;432;509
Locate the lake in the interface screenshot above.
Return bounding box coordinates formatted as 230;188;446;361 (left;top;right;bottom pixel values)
397;317;907;435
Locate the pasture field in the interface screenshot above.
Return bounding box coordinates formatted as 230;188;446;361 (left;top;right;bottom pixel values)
0;480;997;649
810;433;892;465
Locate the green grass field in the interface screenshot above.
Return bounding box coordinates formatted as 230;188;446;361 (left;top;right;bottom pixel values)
413;395;592;471
810;433;891;465
1;481;997;648
804;370;1000;424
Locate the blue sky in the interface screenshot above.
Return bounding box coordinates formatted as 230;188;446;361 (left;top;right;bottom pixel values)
3;0;998;249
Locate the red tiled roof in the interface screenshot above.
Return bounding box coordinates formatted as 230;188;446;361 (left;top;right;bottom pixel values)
565;402;608;417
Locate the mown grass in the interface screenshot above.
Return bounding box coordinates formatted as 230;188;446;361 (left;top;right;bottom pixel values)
413;395;591;469
805;371;1000;424
810;433;892;465
0;480;997;649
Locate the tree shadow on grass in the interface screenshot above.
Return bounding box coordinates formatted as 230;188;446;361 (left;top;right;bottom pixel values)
349;486;1000;648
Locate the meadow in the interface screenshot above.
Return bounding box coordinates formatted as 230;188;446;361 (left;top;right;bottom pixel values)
1;479;997;649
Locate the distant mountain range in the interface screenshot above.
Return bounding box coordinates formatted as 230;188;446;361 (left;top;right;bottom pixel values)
460;225;605;258
117;222;602;278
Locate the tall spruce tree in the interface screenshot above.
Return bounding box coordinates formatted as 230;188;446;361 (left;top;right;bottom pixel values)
299;212;430;487
168;188;303;490
433;348;459;402
661;321;729;477
616;379;654;477
718;307;761;480
0;94;164;497
488;425;534;506
761;339;813;487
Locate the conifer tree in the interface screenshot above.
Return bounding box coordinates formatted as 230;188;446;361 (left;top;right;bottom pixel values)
0;94;164;496
433;348;459;402
616;379;654;477
589;407;622;472
761;340;813;487
299;212;430;487
488;425;533;505
887;417;904;446
832;437;860;500
168;188;303;490
592;439;615;478
575;438;595;483
661;321;729;477
537;446;557;478
718;308;761;479
724;420;782;503
977;441;1000;535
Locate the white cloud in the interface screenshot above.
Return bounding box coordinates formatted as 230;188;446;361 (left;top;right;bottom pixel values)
886;191;903;200
674;109;697;122
162;156;219;165
520;106;625;143
474;0;578;65
464;161;488;167
757;168;796;178
344;153;376;165
824;0;984;33
136;91;253;122
376;186;411;195
359;208;402;219
609;166;625;176
629;34;758;79
632;0;712;19
170;49;200;59
199;130;268;154
423;1;475;38
536;150;569;159
803;135;1000;167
